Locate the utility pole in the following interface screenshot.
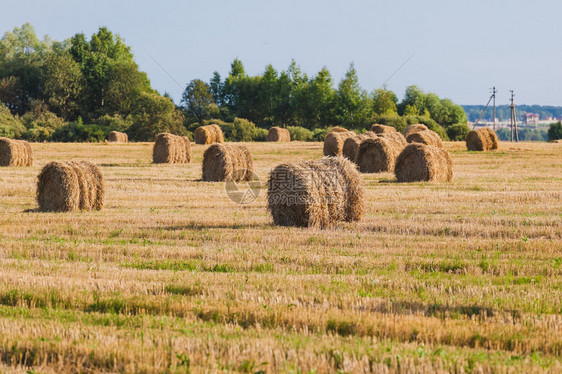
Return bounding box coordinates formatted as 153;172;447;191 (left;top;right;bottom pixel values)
509;90;519;142
474;87;496;128
492;86;496;130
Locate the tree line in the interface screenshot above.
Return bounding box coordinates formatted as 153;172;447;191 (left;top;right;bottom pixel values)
182;59;469;139
1;24;470;142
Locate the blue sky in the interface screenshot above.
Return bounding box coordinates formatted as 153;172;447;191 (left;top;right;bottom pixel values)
2;0;561;105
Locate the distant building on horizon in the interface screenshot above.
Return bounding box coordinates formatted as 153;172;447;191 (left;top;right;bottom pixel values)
522;113;539;125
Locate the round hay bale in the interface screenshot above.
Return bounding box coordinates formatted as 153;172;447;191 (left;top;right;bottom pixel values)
323;131;356;157
406;129;444;148
356;137;402;173
328;126;350;134
194;124;224;144
36;161;105;212
466;128;498;151
268;127;291;142
0;137;33;167
153;133;192;164
202;143;254;182
342;132;378;162
266;127;291;142
403;124;429;138
370;124;397;134
395;143;453;182
379;132;407;148
21;140;33;166
78;161;105;211
267;157;364;228
481;128;499;149
108;131;128;143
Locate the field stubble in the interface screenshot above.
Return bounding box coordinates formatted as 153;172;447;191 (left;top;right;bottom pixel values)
0;141;560;373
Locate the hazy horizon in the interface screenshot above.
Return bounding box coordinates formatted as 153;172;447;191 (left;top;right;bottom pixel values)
2;0;561;107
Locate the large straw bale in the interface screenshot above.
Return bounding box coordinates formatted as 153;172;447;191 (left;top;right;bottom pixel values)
370;124;397;134
406;129;444;148
266;127;291;142
379;132;407;148
153;133;192;164
356;137;402;173
323;131;356;157
202;143;254;182
342;132;378;162
403;124;429;138
36;161;105;212
328;126;350;134
194;124;224;144
466;128;499;151
395;143;453;182
267;157;364;228
108;131;128;143
0;137;33;166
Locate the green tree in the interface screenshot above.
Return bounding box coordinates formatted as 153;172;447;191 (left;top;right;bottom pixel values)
0;23;51;115
209;71;224;106
334;63;372;127
548;121;562;141
257;64;278;124
181;79;218;124
42;46;84;120
398;85;426;116
127;92;185;141
372;89;398;115
304;67;336;128
70;27;150;119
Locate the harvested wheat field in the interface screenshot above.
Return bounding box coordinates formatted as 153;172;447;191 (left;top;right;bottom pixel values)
0;141;561;373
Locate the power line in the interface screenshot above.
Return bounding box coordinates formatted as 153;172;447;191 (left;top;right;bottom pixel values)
144;49;184;90
380;52;416;88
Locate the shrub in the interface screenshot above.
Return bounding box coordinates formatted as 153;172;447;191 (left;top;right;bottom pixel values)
20;102;66;142
51;119;109;142
230;118;259;142
92;114;132;132
447;123;471;141
127;92;186;141
287;126;314;141
254;128;268;141
313;128;330;141
0;105;25;138
548;121;562;141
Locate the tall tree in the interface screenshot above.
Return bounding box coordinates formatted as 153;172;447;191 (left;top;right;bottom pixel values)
42;45;84;120
209;71;224;106
181;79;218;123
334;63;372;127
372;89;398;115
70;27;150;119
0;23;51;115
127;92;185;141
398;85;426;116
